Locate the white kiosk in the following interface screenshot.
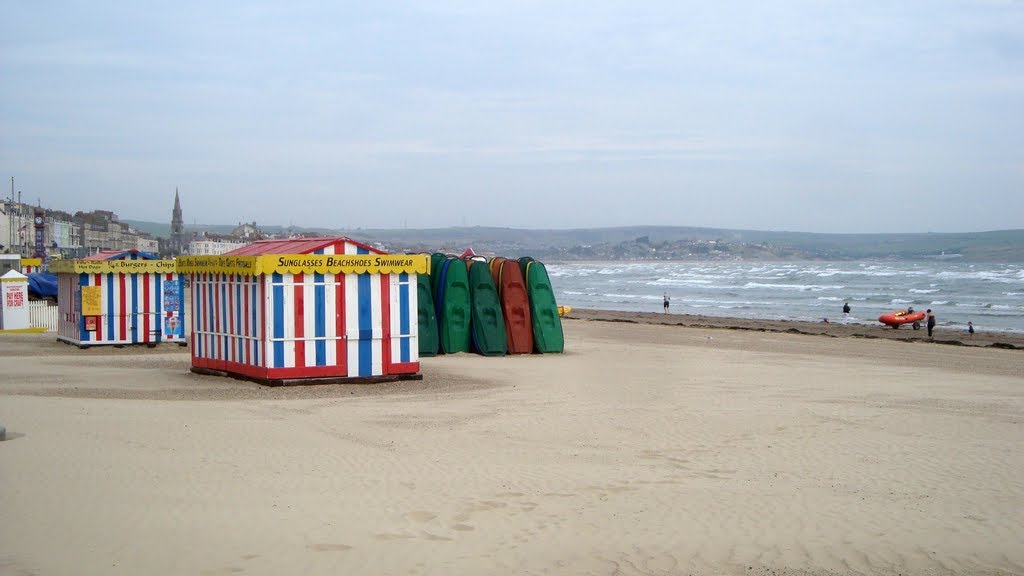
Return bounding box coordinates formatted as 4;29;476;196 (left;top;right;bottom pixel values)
0;270;31;331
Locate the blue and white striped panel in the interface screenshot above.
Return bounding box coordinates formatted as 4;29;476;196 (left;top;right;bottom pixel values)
219;275;229;358
345;272;383;377
142;273;159;343
302;271;318;367
306;248;337;368
270;272;297;369
389;272;417;365
105;273;118;342
192;275;202;358
316;274;341;368
205;274;215;360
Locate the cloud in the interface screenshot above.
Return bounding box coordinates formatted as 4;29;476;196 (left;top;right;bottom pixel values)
1;0;1022;233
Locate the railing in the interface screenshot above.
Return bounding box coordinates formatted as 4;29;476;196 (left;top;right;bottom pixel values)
28;301;58;332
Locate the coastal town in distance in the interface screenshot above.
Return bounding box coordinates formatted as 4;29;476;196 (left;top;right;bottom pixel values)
4;185;1022;263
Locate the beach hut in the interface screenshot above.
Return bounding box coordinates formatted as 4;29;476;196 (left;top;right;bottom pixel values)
51;250;184;347
178;237;427;385
21;258;42;274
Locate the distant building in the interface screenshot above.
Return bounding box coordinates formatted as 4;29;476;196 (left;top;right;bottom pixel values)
188;231;247;256
4;192;171;260
74;210;130;255
231;221;265;240
1;199;60;256
136;234;159;255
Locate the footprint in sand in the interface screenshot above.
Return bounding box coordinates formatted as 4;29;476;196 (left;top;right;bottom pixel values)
374;533;417;541
404;510;437;522
307;543;352;552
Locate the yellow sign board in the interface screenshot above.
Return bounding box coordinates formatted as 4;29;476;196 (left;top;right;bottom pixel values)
20;258;43;267
81;286;102;316
174;256;259;275
175;254;430;276
50;259;177;274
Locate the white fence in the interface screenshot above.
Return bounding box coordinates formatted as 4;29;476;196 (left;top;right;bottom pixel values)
29;301;59;332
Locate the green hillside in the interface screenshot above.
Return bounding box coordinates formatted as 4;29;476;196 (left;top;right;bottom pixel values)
120;219;1024;262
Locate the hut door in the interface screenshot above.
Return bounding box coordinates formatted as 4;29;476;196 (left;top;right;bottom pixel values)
122;274;151;344
345;273;384;377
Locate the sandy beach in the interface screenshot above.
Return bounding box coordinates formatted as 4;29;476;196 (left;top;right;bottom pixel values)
1;313;1022;575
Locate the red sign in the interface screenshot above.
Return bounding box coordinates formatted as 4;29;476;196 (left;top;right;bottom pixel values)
5;288;25;308
85;316;98;331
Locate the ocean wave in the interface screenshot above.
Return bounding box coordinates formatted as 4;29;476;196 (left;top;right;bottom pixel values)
679;298;773;306
648;278;715;286
601;293;661;301
935;270;1020;283
742;282;844;291
909;288;939;294
890;298;914;304
817;296;842;301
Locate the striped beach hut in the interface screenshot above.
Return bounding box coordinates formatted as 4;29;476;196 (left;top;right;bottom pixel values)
51;250;185;347
178;237;427;385
21;258;43;274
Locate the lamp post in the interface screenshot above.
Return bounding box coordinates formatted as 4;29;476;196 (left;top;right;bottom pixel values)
7;177;12;253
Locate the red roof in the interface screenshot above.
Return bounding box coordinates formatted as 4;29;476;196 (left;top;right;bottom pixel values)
225;237;382;256
83;249;158;261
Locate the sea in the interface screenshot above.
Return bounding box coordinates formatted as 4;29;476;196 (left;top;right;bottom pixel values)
547;261;1024;333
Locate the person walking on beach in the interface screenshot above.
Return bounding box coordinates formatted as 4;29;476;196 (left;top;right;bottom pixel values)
842;302;851;324
663;293;670;314
968;321;975;337
926;309;936;338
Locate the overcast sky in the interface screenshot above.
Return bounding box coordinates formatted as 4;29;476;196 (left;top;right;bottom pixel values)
2;1;1022;233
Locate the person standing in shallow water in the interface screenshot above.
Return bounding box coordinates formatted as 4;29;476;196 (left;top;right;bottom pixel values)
663;293;670;314
842;302;851;323
926;309;936;338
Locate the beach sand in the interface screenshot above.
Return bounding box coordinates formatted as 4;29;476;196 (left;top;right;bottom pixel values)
1;314;1022;575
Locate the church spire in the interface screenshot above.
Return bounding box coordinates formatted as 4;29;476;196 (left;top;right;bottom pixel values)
170;187;185;256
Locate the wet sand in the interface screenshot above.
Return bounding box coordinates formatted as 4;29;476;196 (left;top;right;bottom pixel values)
1;314;1022;575
567;308;1024;351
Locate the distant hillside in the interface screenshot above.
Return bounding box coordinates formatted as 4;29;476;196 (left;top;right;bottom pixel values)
120;220;1024;262
343;226;1024;261
123;220;335;239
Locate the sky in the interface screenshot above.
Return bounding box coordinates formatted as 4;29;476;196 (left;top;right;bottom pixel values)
1;1;1022;233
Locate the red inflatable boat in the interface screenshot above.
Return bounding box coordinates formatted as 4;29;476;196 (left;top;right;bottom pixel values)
878;310;925;328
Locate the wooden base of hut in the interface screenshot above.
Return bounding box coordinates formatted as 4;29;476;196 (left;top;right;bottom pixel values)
190;366;423;387
57;336;188;349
